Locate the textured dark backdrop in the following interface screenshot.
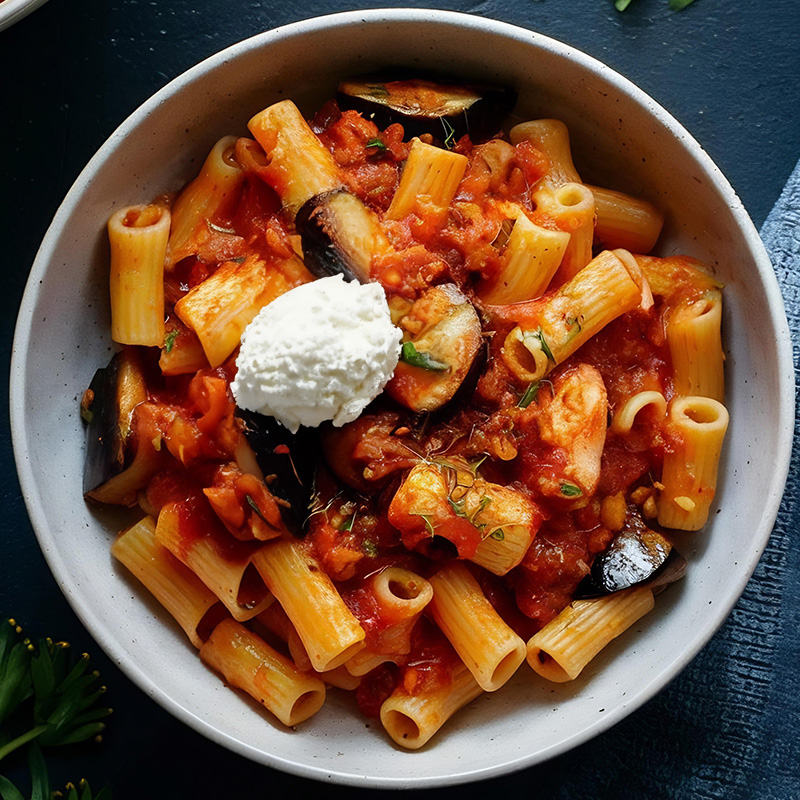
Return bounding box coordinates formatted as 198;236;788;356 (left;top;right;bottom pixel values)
2;0;799;798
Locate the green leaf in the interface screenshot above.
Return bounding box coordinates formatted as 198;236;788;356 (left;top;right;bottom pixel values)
615;0;634;10
560;482;583;497
668;0;695;8
400;341;448;371
361;539;378;557
418;514;436;537
518;381;541;409
163;329;180;353
0;776;26;800
536;328;555;362
340;512;356;532
245;495;270;528
28;744;49;800
365;138;387;152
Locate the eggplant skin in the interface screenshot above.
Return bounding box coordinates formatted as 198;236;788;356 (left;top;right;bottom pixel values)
82;348;147;496
296;190;376;284
574;513;682;599
337;76;517;143
386;284;483;414
236;408;319;537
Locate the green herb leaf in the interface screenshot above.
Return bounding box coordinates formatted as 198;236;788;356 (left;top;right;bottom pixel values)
419;514;436;537
163;329;180;354
0;775;27;800
245;495;275;529
365;138;387;152
518;381;541;409
340;512;357;532
560;482;583;497
362;539;378;557
536;328;556;362
401;341;448;372
615;0;634;10
441;118;456;150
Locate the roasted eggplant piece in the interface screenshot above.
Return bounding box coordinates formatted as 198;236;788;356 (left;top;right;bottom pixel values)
236;409;320;537
82;347;147;496
296;190;393;283
575;510;685;598
385;284;483;413
338;76;517;143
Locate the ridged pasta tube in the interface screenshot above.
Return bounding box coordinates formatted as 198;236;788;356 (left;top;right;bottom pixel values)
200;618;326;726
657;396;729;530
380;663;482;749
526;587;655;682
111;516;221;648
108;204;170;346
252;539;366;671
429;562;526;692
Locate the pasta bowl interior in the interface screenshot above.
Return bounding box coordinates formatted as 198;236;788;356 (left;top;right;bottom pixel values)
11;9;793;787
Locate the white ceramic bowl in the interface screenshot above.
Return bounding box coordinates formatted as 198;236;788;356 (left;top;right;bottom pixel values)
0;0;49;32
11;9;794;788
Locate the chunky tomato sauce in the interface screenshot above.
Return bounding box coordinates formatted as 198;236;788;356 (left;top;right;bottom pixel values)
90;88;725;743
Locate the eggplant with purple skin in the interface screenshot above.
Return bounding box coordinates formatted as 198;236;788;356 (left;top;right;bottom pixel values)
81;347;147;496
575;508;686;598
236;408;320;537
296;190;394;283
338;76;517;144
385;284;484;413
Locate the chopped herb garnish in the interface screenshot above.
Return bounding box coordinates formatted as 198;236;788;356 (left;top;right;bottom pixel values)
401;341;448;371
245;494;272;528
441;117;456;150
490;529;505;541
163;329;180;353
518;381;540;409
518;378;554;408
419;514;436;537
207;221;237;235
365;138;387;152
362;539;378;557
560;483;583;498
341;512;357;532
614;0;634;10
536;328;556;362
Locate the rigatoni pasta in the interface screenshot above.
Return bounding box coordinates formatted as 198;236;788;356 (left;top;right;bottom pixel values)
84;74;729;749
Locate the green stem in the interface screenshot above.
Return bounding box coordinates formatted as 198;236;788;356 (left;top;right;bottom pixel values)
0;725;48;762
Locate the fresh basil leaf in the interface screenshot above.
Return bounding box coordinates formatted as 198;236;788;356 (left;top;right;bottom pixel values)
163;329;180;353
401;341;448;371
365;138;387;152
560;483;583;497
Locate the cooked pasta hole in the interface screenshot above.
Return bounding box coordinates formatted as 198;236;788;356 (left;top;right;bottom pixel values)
237;563;269;609
681;404;722;425
291;689;325;722
492;650;522;686
555;183;591;209
325;641;367;671
384;709;421;743
222;144;239;168
388;578;421;601
195;603;228;643
123;205;164;228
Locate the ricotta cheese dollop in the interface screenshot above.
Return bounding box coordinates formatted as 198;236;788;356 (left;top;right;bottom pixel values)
232;274;402;433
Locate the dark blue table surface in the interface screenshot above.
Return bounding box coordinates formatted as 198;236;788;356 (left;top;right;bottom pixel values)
2;1;799;798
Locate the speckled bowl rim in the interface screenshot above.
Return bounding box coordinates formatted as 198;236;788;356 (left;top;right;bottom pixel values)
10;8;795;788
